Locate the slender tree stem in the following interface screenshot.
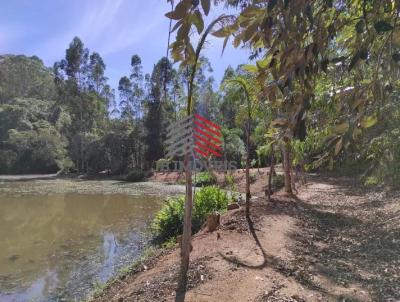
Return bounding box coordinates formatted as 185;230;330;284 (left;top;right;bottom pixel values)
268;144;275;202
283;139;293;195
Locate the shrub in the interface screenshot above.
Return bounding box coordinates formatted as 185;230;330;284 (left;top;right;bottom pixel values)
224;173;236;190
364;176;380;187
125;169;145;182
152;186;230;242
192;186;230;230
192;171;216;187
152;196;185;242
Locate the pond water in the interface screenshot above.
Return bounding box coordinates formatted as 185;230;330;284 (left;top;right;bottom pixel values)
0;179;184;302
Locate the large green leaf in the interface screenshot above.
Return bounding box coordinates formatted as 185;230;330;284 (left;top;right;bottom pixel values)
192;10;204;34
165;1;189;20
201;0;210;16
242;64;258;73
212;27;230;38
256;57;269;70
222;36;229;55
165;11;180;20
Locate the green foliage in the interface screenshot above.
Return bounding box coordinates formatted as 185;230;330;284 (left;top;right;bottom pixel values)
221;127;245;164
144;58;174;164
125;169;146;182
0;55;56;103
166;0;400;190
152;186;230;242
12;127;70;173
192;186;229;229
0;96;72;174
2;0;399;195
224;173;236;190
193;171;216;187
152;195;185;242
363;114;400;188
364;176;380;187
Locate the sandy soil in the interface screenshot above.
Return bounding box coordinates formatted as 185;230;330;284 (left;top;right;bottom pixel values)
92;172;400;302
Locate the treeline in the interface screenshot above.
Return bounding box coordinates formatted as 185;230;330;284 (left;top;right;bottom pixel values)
1;15;399;189
0;37;254;175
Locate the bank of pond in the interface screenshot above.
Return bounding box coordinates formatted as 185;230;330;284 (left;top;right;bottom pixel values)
0;178;232;302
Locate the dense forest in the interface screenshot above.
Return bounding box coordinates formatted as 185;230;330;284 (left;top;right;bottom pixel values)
0;0;399;192
0;39;246;175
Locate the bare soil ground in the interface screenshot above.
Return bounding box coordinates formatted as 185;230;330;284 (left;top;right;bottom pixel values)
93;172;400;302
150;167;282;196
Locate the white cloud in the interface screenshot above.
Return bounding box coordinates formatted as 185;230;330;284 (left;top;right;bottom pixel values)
36;0;168;62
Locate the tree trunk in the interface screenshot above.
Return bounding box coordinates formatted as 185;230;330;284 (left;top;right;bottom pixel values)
80;97;84;173
299;160;307;185
290;159;296;193
267;144;275;202
176;153;193;299
245;124;251;215
80;132;84;172
283;140;293;195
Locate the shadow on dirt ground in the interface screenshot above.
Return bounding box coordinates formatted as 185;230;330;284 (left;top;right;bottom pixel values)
239;175;400;301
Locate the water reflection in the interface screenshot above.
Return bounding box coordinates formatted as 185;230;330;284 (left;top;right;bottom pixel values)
0;184;162;301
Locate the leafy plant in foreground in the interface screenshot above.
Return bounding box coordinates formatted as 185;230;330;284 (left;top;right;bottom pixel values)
152;186;230;242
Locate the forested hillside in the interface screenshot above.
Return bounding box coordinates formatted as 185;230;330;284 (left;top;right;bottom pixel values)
1;0;400;189
0;38;244;175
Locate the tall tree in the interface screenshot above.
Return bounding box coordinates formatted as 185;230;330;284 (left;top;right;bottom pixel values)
144;57;174;165
88;52;106;94
130;55;145;119
118;76;133;120
54;37;108;172
165;4;229;295
223;76;257;215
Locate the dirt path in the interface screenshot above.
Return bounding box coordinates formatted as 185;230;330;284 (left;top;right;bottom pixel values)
93;175;400;302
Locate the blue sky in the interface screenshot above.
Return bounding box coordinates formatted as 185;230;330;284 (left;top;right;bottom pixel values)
0;0;249;91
